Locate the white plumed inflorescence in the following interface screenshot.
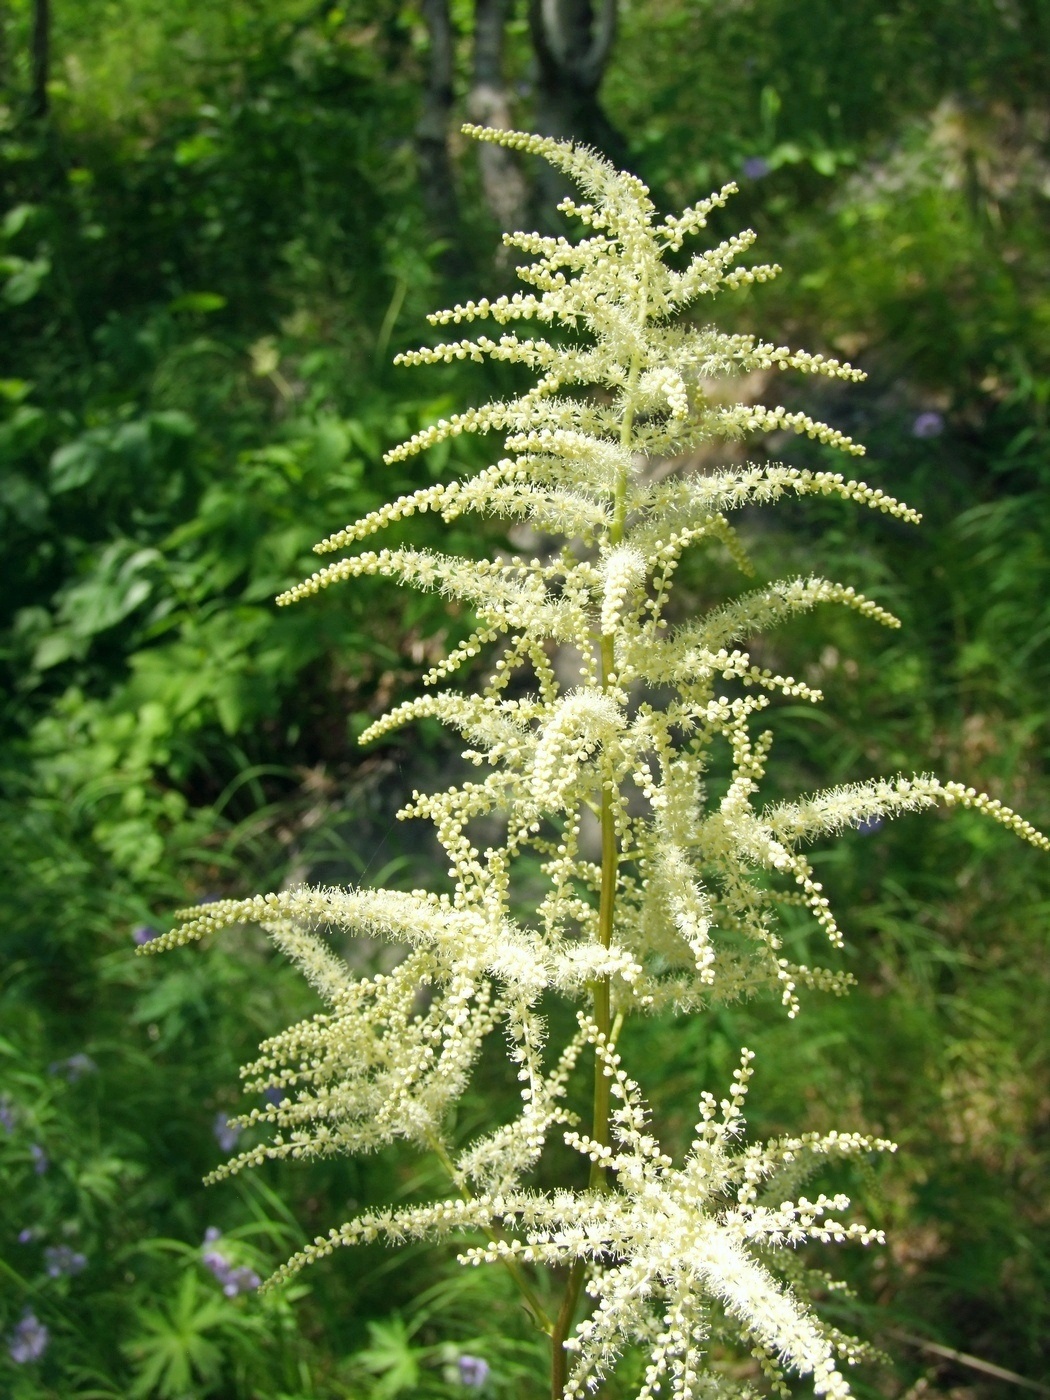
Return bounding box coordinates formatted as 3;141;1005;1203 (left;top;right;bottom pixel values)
143;127;1048;1399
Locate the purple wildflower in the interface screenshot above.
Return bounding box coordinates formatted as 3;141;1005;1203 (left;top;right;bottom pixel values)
912;410;944;438
223;1265;261;1297
741;155;770;180
213;1112;240;1153
8;1311;49;1364
458;1355;490;1387
856;815;884;835
202;1246;229;1276
18;1227;37;1244
201;1234;260;1296
30;1143;49;1175
132;924;158;945
44;1244;88;1278
0;1096;15;1133
49;1053;98;1081
262;1087;282;1108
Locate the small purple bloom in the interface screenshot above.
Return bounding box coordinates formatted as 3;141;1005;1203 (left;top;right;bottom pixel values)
912;411;944;438
213;1112;240;1153
201;1238;260;1295
202;1246;229;1277
223;1265;261;1297
44;1244;88;1278
18;1227;37;1244
458;1355;490;1387
203;1226;222;1244
132;924;158;945
263;1087;282;1108
0;1096;15;1133
741;156;770;180
30;1143;49;1174
855;816;884;835
8;1310;49;1364
49;1053;98;1081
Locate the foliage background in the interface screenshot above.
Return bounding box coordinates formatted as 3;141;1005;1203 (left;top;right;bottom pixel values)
1;1;1047;1395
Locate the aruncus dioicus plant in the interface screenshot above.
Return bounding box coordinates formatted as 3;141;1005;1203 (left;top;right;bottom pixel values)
143;126;1048;1399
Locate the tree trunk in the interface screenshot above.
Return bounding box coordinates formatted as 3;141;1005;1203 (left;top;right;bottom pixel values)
28;0;50;119
528;0;624;196
469;0;528;232
415;0;460;249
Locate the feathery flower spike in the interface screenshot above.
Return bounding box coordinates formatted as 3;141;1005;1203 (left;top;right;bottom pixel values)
144;126;1047;1399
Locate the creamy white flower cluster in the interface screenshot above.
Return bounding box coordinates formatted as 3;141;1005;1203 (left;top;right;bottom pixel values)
143;128;1048;1397
269;1024;892;1400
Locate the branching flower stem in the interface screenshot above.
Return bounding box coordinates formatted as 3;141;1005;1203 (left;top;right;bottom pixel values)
592;643;618;1182
551;321;638;1385
591;322;641;1179
556;329;643;1392
588;329;639;1186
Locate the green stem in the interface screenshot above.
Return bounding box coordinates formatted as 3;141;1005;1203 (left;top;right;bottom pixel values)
591;632;618;1188
612;378;637;545
590;328;641;1177
551;1258;587;1400
553;279;647;1399
426;1132;553;1336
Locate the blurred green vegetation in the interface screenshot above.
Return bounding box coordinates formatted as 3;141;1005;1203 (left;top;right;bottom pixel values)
1;1;1047;1395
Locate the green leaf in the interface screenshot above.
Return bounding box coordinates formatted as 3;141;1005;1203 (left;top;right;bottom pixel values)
0;470;48;528
33;631;85;670
54;543;161;640
810;149;837;177
173;132;220;166
50;437;104;492
357;1317;423;1398
3;255;51;305
167;291;227;314
2;203;37;238
303;416;351;475
123;1271;228;1399
150;409;196;438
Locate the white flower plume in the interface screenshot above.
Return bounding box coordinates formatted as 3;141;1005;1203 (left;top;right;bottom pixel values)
141;126;1047;1396
271;1029;892;1400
